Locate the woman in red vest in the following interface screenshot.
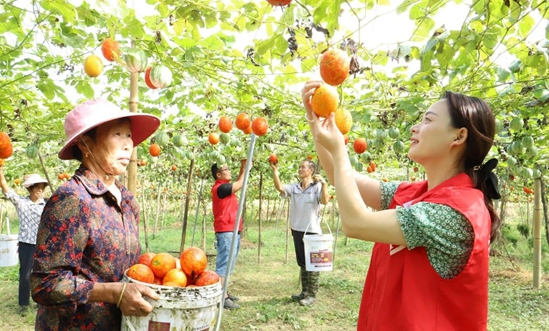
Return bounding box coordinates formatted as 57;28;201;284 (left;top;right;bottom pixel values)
302;81;500;331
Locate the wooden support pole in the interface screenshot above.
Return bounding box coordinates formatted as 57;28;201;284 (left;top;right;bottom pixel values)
127;71;139;196
533;178;542;289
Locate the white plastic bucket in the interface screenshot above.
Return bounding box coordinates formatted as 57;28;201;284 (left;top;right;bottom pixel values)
303;234;334;272
0;234;18;267
121;272;222;331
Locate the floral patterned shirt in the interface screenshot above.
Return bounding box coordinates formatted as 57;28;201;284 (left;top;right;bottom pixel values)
380;181;474;279
31;165;141;331
4;189;46;244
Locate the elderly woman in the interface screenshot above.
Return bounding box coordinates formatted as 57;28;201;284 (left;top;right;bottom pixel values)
0;170;48;316
31;99;161;330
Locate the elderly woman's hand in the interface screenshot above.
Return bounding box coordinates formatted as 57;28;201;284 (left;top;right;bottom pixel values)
118;283;160;317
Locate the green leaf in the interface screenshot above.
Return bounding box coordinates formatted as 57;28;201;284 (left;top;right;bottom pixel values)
173;20;185;35
421;38;438;57
534;89;549;102
301;57;317;73
517;14;535;38
205;15;218;29
273;35;288;56
256;36;277;56
397;0;415;14
495;66;511;81
409;3;424;20
41;2;76;23
415;17;435;40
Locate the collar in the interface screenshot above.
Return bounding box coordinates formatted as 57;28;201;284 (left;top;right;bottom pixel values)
393;173;473;207
296;181;317;191
215;179;230;185
74;164;121;196
25;196;46;205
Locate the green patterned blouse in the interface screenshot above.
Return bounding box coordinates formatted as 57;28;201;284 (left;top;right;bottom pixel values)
380;181;474;279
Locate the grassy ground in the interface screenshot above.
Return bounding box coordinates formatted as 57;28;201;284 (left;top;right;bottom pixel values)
1;220;549;330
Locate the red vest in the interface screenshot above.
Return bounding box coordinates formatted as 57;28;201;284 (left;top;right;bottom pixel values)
358;173;490;331
211;179;242;233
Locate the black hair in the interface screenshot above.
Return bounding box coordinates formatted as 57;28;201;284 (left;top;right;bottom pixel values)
72;127;98;162
211;163;219;180
444;91;500;243
302;159;316;173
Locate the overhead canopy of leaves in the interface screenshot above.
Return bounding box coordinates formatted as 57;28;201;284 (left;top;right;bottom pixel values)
1;0;548;187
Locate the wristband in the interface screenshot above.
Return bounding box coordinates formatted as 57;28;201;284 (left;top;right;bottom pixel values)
116;283;127;308
305;113;314;123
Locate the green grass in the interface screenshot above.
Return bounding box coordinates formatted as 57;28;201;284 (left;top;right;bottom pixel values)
1;216;549;330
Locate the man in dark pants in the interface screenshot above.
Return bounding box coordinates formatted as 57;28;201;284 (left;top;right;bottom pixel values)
0;170;48;315
270;159;329;306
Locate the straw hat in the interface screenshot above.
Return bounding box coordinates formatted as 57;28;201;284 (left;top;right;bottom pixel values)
22;174;49;188
58;99;161;160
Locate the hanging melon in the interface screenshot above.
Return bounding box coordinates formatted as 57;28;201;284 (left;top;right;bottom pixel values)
150;65;173;89
124;48;148;73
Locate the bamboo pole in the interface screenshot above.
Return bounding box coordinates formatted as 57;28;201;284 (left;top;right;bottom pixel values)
533;178;542;289
258;171;263;264
275;198;285;229
142;193;150;252
265;197;269;223
202;196;207;252
191;178;205;247
160;188;168;230
285;199;290;264
215;136;256;331
153;185;162;238
37;150;54;194
127;71;139;196
179;157;195;254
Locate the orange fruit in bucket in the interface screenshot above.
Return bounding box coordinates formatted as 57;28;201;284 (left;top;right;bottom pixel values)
194;270;220;286
150;252;177;279
180;247;208;280
162;268;187;287
137;252;156;267
127;264;155;284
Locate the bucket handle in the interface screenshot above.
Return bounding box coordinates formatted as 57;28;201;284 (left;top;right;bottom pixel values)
303;215;332;237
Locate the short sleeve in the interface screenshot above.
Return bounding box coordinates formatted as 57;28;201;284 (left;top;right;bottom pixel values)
4;189;22;208
217;183;233;199
396;202;474;279
380;181;400;210
282;184;292;198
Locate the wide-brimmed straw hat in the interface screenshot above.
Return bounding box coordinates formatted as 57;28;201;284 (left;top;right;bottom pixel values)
22;174;49;188
58;99;161;160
